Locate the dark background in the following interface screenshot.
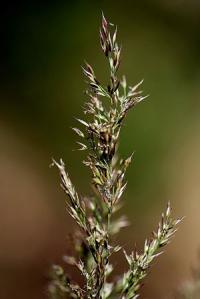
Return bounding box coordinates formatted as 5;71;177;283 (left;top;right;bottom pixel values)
1;1;200;298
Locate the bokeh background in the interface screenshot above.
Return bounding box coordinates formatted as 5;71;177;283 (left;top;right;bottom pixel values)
1;1;200;298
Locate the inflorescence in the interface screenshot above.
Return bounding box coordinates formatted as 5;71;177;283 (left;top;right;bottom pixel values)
48;14;181;299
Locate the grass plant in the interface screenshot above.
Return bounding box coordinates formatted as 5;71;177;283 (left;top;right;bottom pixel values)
48;14;181;299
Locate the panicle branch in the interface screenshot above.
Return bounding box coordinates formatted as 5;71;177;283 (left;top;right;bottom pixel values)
118;203;182;299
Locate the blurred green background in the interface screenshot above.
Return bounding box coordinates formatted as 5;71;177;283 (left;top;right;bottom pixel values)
1;1;200;298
